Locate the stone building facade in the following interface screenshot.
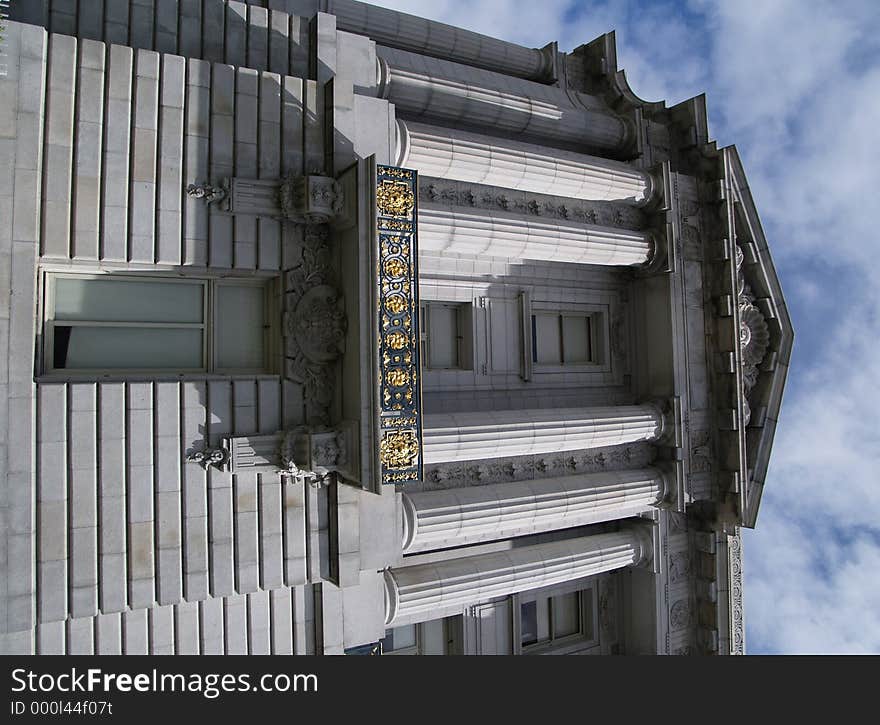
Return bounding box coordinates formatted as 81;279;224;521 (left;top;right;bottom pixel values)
0;0;792;655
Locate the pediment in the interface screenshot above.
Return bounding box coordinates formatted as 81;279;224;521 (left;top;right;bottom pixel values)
722;147;794;527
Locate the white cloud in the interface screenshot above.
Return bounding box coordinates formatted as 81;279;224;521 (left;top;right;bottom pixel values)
371;0;880;653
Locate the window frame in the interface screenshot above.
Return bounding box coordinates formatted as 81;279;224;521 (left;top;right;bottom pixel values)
380;624;421;655
531;311;599;368
41;272;275;377
420;300;474;371
513;585;600;655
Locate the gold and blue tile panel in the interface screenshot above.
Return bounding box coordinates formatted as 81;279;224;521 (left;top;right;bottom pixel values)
376;165;422;485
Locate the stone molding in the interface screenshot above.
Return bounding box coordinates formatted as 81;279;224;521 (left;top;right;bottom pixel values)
418;442;655;492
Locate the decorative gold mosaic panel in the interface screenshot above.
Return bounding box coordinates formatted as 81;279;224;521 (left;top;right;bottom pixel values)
376;165;422;484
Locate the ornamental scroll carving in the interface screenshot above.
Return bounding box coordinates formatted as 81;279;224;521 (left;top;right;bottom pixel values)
420;179;646;229
729;533;745;654
416;443;654;492
736;245;770;425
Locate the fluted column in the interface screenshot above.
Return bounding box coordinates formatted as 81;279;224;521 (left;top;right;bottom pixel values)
396;120;653;205
377;47;632;153
328;0;556;82
419;206;653;266
423;405;664;465
385;529;651;624
402;468;668;553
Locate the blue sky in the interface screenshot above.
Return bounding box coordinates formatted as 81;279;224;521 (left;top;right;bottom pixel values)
372;0;880;653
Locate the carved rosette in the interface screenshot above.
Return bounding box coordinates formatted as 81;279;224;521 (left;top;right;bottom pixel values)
376;165;423;485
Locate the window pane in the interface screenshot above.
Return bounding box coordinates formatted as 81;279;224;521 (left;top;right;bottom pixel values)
533;313;561;364
428;304;458;368
55;278;203;323
215;284;265;370
562;316;591;363
382;624;416;652
520;600;538;646
57;326;203;370
552;592;581;638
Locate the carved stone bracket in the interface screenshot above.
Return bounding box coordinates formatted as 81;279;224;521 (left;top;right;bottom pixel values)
221;421;360;486
279;174;344;223
187;175;344;223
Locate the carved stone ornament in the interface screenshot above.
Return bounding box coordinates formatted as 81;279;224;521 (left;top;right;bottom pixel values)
416;443;653;493
669;552;691;583
279;174;344;223
729;533;745;654
670;599;692;630
419;179;645;229
186;181;227;204
689;429;712;473
736;244;771;425
275;424;355;486
291;285;347;364
284;224;346;426
186;446;229;469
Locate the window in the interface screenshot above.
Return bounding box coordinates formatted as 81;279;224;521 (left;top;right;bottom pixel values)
380;624;419;655
420;302;473;370
518;590;596;653
532;313;594;365
42;273;275;375
379;619;452;655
